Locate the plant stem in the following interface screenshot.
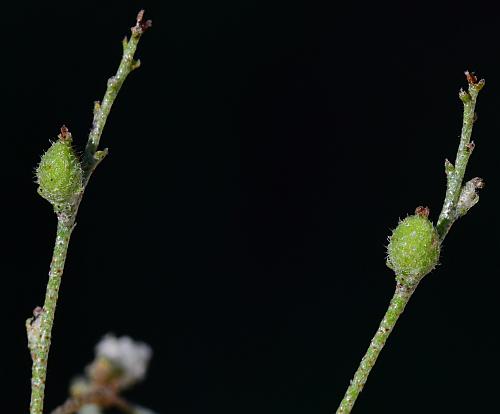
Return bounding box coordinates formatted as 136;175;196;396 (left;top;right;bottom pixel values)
335;72;485;413
28;11;151;414
336;283;415;413
29;218;75;414
436;72;484;240
84;10;151;175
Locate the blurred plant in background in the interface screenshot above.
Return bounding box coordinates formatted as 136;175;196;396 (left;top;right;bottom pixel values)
51;335;156;414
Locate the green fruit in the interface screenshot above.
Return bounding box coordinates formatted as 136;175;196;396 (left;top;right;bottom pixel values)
387;211;440;287
36;135;83;209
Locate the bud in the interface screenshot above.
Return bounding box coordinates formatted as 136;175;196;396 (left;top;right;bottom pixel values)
386;208;440;287
36;128;83;209
457;177;484;218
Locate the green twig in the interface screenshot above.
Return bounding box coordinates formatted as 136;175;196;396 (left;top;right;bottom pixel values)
336;72;485;413
27;220;75;414
84;9;152;178
28;11;151;414
436;71;485;240
336;284;415;413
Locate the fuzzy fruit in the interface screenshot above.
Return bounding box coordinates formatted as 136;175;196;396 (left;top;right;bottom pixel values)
36;133;83;209
387;210;440;287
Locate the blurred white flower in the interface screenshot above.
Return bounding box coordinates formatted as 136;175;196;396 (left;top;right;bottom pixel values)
95;334;152;386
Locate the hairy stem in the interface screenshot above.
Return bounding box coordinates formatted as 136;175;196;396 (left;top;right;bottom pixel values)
436;72;484;239
335;72;485;413
84;11;151;176
336;284;415;413
29;218;75;414
28;11;150;414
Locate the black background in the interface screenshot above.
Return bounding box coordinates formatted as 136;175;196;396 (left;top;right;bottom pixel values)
2;1;500;413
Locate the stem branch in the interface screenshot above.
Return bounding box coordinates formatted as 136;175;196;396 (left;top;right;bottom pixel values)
436;72;484;239
84;10;151;178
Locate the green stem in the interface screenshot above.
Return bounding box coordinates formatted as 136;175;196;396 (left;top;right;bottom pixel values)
436;74;484;240
336;283;415;414
335;72;485;413
28;11;150;414
29;218;75;414
84;14;150;176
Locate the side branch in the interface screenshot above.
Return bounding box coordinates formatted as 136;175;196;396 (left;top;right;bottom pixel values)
83;10;152;177
436;71;484;239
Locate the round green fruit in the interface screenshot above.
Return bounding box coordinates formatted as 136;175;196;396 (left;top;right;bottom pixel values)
387;210;440;287
36;136;83;209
